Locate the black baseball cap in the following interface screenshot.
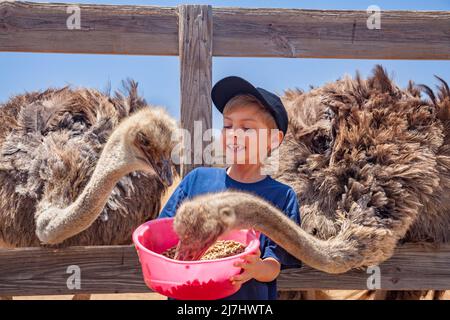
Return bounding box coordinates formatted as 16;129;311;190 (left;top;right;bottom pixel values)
211;76;288;136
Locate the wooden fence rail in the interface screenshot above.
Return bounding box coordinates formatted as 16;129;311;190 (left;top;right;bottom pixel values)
1;1;450;59
0;243;449;296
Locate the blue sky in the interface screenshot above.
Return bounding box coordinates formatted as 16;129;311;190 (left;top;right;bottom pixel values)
1;0;450;130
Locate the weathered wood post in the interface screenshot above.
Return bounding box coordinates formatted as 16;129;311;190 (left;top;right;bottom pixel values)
178;4;213;178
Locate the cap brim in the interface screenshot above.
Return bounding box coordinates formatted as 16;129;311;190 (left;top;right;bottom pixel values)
211;76;272;114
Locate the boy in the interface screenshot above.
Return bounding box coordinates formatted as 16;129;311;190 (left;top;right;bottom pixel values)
158;76;301;300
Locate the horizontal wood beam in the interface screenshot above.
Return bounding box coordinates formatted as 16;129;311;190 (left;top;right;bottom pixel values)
212;8;450;59
278;243;450;291
0;243;449;296
1;2;450;59
0;245;148;296
0;1;179;55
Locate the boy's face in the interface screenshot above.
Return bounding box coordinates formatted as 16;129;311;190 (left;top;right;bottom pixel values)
221;103;281;166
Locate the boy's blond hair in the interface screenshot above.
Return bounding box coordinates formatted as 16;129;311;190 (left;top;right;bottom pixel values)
223;94;278;130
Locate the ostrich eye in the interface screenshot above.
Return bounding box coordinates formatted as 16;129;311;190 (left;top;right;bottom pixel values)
219;207;233;218
324;106;335;120
311;134;332;154
137;132;150;147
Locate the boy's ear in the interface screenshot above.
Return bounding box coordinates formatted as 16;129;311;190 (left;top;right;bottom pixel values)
268;129;283;154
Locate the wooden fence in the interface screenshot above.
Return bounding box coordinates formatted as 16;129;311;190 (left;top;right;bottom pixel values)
1;243;450;296
1;1;450;296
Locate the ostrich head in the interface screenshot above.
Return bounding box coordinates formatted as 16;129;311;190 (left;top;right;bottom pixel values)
103;107;178;187
173;194;237;260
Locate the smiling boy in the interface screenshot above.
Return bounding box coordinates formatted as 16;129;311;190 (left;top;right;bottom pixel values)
158;76;301;300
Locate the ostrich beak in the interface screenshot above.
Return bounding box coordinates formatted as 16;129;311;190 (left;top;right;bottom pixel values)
174;242;205;261
158;159;173;186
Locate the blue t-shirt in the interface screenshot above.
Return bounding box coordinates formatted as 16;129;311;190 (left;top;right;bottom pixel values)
158;166;302;300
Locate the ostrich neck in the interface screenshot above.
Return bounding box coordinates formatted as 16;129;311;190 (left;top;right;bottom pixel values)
227;193;352;274
69;155;129;225
36;137;141;244
63;140;139;234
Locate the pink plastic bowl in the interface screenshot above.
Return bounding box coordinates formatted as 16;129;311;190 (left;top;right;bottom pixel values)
132;217;260;300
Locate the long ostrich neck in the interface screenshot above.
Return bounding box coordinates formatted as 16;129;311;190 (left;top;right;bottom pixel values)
36;136;140;244
67;146;131;226
224;193;358;274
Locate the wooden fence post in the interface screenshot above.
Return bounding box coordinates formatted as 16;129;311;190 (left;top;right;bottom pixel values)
178;4;213;178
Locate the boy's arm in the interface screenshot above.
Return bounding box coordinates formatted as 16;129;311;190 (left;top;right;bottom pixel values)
255;257;281;282
230;248;281;286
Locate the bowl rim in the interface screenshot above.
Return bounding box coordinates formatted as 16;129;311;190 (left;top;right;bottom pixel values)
132;217;260;265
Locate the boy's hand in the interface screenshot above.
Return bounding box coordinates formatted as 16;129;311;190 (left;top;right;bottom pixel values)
230;248;263;287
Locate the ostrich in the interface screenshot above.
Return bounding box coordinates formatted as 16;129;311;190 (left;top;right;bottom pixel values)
173;66;450;300
0;81;178;299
